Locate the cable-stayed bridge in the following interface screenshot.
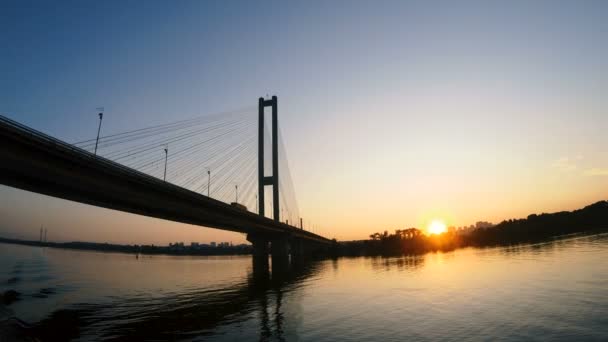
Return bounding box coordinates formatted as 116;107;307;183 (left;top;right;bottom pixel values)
0;97;332;272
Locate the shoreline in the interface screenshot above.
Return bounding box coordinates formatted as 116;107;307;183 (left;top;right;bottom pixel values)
0;237;252;257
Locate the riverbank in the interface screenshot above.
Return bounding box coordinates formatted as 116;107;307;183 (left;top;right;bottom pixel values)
0;237;252;257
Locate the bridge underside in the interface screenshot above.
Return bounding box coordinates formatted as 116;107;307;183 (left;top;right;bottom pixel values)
0;117;333;256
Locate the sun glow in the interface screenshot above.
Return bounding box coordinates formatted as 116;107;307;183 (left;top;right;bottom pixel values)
427;219;447;235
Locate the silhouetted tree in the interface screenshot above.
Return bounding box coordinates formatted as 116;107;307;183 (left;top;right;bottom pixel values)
338;201;608;257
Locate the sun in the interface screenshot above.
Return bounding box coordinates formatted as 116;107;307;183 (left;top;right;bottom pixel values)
427;219;447;235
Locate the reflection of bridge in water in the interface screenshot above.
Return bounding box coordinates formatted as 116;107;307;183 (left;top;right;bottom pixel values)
61;255;431;340
0;97;334;274
52;261;325;341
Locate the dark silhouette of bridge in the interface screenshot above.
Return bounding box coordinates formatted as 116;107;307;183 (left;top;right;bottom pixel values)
0;96;332;272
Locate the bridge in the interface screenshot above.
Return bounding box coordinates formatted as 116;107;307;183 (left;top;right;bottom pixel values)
0;97;333;272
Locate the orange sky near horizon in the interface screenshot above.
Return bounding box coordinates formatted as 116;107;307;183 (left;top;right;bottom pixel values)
0;178;605;245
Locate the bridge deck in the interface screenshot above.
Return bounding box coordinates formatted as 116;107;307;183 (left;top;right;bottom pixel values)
0;115;331;244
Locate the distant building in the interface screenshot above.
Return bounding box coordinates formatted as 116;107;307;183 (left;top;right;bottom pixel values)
169;242;185;251
456;221;494;235
475;221;494;229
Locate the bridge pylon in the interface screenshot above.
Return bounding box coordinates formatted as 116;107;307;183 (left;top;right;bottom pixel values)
258;96;279;222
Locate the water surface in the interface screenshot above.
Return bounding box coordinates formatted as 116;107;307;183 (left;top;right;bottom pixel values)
1;233;607;341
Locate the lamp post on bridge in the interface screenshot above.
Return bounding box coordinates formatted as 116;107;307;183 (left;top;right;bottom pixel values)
163;145;168;182
207;168;211;197
94;108;104;156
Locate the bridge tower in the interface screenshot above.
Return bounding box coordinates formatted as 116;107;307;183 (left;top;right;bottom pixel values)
258;96;279;222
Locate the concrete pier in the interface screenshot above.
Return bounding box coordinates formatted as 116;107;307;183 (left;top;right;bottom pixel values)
247;233;334;277
247;234;269;276
271;236;290;273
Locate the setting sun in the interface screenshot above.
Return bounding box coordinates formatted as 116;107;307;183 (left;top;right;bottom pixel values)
427;219;447;235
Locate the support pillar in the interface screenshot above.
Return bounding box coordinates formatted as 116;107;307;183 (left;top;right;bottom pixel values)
258;96;279;221
258;98;265;216
271;96;279;222
247;234;269;276
271;236;290;273
290;238;306;265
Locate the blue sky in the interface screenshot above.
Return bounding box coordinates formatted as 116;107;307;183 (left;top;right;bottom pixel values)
1;0;607;243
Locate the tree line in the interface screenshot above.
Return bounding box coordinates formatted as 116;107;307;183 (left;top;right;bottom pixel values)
337;200;608;256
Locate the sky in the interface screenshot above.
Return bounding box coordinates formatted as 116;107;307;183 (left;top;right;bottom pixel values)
1;0;607;244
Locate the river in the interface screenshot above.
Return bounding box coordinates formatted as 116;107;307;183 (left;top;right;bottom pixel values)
1;233;607;341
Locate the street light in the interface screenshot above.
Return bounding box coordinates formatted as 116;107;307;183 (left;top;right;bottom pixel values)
207;168;211;197
94;109;104;156
163;146;168;181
